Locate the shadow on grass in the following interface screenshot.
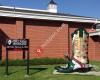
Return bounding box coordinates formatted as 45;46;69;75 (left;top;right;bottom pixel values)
29;67;48;75
1;67;48;76
6;71;19;75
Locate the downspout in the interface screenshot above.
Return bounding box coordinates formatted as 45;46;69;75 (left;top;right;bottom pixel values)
23;20;26;59
68;23;70;58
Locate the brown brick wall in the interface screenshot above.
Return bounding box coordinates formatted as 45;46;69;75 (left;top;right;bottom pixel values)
95;40;100;61
25;20;69;59
0;17;23;60
0;17;100;61
88;37;95;60
90;36;100;61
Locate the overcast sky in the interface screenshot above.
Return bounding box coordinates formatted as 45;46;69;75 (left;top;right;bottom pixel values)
0;0;100;18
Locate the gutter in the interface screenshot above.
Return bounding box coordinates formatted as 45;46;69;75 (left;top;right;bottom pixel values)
0;6;100;23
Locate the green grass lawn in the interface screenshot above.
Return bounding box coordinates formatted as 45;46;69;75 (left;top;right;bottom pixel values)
0;61;100;80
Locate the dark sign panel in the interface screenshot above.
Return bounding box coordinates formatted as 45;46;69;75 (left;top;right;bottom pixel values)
6;39;29;50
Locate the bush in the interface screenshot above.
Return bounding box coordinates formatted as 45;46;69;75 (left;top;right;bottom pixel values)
0;57;66;66
30;58;66;65
0;59;26;66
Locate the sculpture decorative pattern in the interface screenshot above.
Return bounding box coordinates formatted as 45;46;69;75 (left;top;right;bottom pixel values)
55;28;91;73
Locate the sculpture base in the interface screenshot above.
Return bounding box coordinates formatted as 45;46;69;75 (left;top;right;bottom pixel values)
53;70;100;76
55;66;92;73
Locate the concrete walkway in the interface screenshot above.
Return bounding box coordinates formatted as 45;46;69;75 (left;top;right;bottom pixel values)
53;70;100;76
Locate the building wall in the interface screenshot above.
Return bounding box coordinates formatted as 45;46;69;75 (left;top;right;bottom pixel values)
0;17;99;61
25;20;69;59
95;38;100;60
0;17;23;60
90;36;100;61
68;22;99;61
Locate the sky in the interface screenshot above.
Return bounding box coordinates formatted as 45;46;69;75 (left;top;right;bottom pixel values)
0;0;100;18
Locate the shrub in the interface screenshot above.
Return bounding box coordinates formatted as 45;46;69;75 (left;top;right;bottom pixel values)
0;57;66;66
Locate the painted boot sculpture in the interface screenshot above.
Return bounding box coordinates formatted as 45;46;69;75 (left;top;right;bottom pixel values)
55;28;92;73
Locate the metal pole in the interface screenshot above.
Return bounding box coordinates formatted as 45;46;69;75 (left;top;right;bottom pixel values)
26;50;29;75
5;48;8;76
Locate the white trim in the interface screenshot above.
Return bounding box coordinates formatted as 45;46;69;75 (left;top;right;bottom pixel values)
89;31;100;36
0;6;48;12
0;6;100;23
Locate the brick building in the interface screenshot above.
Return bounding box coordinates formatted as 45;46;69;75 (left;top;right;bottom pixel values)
0;0;100;61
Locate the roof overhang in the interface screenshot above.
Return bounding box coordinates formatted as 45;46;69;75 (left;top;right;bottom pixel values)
89;31;100;36
0;6;100;23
